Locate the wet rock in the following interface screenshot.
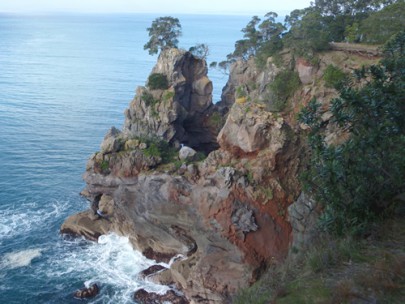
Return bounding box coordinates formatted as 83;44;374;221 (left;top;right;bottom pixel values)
61;210;111;241
73;283;99;299
139;265;167;278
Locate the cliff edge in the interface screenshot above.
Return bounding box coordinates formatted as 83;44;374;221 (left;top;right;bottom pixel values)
61;47;379;302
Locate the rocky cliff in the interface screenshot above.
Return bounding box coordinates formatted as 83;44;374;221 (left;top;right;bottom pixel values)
61;47;379;303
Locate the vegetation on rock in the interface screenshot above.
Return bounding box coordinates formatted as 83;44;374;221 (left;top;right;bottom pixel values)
298;31;405;235
144;16;182;55
147;73;169;90
323;64;347;89
269;70;301;112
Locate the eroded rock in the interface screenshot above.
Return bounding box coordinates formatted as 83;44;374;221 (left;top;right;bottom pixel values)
133;289;188;304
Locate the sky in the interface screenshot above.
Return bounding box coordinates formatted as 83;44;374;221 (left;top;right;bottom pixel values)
0;0;312;15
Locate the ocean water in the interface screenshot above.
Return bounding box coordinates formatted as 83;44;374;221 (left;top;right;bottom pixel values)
0;14;250;303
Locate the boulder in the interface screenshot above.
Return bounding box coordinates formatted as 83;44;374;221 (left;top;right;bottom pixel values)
218;102;286;155
296;58;317;85
179;146;196;161
73;283;99;299
100;127;122;153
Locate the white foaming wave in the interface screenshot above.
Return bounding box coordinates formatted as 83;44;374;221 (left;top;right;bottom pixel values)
50;233;169;304
1;248;42;269
0;199;70;240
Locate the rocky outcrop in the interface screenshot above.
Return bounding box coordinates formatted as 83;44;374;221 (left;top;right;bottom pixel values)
61;49;303;303
218;57;280;113
288;192;321;250
218;102;285;155
63;102;301;302
61;46;381;302
123;48;218;153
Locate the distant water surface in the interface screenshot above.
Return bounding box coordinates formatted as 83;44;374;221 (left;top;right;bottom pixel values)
0;13;249;303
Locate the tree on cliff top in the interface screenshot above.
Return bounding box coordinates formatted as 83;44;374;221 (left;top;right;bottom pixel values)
144;16;182;55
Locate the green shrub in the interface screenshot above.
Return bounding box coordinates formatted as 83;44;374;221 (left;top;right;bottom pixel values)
323;65;347;90
141;91;158;107
148;73;169;90
269;70;301;111
100;160;109;172
142;137;178;163
298;32;405;235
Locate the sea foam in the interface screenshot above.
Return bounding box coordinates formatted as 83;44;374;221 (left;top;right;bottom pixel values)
1;248;42;269
48;233;169;303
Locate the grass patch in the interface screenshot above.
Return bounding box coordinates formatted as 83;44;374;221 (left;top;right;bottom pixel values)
233;218;405;304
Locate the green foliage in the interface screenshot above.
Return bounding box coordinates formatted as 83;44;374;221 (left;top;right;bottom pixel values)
284;8;330;56
269;70;301;112
193;152;207;162
233;284;270;304
141;91;158;107
189;43;209;60
298;32;405;235
144;16;182;55
345;22;360;43
142;137;178;164
148;73;169;90
323;64;347;89
359;1;405;44
100;160;109;172
228;12;285;62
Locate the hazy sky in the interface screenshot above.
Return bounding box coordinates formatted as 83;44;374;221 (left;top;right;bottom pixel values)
0;0;312;15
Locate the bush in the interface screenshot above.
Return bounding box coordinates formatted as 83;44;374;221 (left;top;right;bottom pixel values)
148;73;169;90
141;91;158;107
323;65;347;90
298;32;405;235
269;70;300;111
142;137;178;164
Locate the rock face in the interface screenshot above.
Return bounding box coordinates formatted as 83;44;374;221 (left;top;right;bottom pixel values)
61;47;380;302
218;57;280;113
61;49;302;303
123;48;218;153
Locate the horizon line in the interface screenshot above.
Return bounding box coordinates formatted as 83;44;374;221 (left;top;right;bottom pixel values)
0;10;291;17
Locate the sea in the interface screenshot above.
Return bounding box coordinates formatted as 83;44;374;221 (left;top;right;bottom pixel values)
0;13;251;303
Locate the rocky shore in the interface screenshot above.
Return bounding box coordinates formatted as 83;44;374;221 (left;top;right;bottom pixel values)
61;47;379;303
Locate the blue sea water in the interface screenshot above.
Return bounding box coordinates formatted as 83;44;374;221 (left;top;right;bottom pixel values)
0;14;250;303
